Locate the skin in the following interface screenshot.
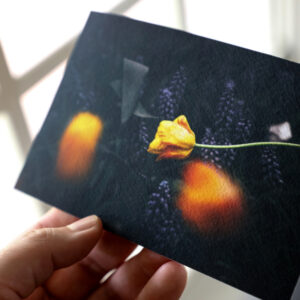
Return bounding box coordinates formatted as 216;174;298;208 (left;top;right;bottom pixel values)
0;208;187;300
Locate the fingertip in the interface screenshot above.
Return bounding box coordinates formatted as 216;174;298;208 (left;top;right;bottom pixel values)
137;261;187;300
51;215;103;266
72;215;103;249
67;215;101;232
0;215;103;299
85;215;103;242
157;261;188;291
95;216;103;232
32;208;78;230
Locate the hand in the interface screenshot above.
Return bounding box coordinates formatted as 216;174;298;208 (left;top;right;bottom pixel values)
0;208;187;300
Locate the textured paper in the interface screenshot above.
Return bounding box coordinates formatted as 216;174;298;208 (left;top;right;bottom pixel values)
16;12;300;299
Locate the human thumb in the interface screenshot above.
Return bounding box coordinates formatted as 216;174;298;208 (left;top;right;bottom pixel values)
0;215;102;299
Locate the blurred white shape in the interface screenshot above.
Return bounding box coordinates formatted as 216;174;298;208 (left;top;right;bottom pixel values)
182;268;259;300
270;0;300;63
0;0;124;77
125;0;180;29
0;112;42;249
184;0;272;55
269;121;292;141
20;61;66;139
291;275;300;300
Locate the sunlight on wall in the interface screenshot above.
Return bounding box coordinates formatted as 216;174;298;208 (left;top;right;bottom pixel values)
0;112;41;248
185;0;272;55
0;0;122;77
20;61;66;138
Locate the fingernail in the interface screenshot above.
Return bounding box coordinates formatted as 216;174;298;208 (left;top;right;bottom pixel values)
68;215;98;231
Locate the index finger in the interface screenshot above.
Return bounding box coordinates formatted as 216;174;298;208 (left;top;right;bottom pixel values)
32;207;78;229
33;208;138;300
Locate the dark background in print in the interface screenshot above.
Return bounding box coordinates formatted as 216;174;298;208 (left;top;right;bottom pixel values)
16;13;300;300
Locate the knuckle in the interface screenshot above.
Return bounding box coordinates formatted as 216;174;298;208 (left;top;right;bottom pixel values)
24;227;55;243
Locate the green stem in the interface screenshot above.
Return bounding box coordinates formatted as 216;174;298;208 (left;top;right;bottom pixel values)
194;141;300;149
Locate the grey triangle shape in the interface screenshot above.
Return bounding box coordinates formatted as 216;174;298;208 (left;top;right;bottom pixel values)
134;102;157;119
110;80;122;98
121;58;149;123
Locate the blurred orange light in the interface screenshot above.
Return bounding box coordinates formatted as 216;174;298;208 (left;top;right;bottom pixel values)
177;160;243;233
56;112;103;179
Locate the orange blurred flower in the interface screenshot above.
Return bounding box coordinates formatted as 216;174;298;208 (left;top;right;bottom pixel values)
56;112;103;179
177;160;243;234
147;115;195;160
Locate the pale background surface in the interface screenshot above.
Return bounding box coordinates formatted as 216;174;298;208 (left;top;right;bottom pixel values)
0;1;299;299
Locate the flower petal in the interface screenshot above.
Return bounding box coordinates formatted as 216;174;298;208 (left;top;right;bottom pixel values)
147;115;196;160
174;115;193;134
148;138;163;153
157;147;193;160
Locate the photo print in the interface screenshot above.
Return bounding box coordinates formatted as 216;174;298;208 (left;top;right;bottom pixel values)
16;12;300;299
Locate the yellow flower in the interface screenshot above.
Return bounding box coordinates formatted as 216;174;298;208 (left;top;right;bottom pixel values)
148;115;196;160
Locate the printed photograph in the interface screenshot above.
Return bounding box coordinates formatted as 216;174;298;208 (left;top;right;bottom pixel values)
16;12;300;300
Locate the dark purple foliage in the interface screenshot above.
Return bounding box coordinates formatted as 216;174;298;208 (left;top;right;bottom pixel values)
127;119;150;173
215;79;236;133
146;180;183;244
234;110;253;142
261;148;284;186
199;128;223;168
157;66;187;120
200;79;283;188
200;80;240;168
